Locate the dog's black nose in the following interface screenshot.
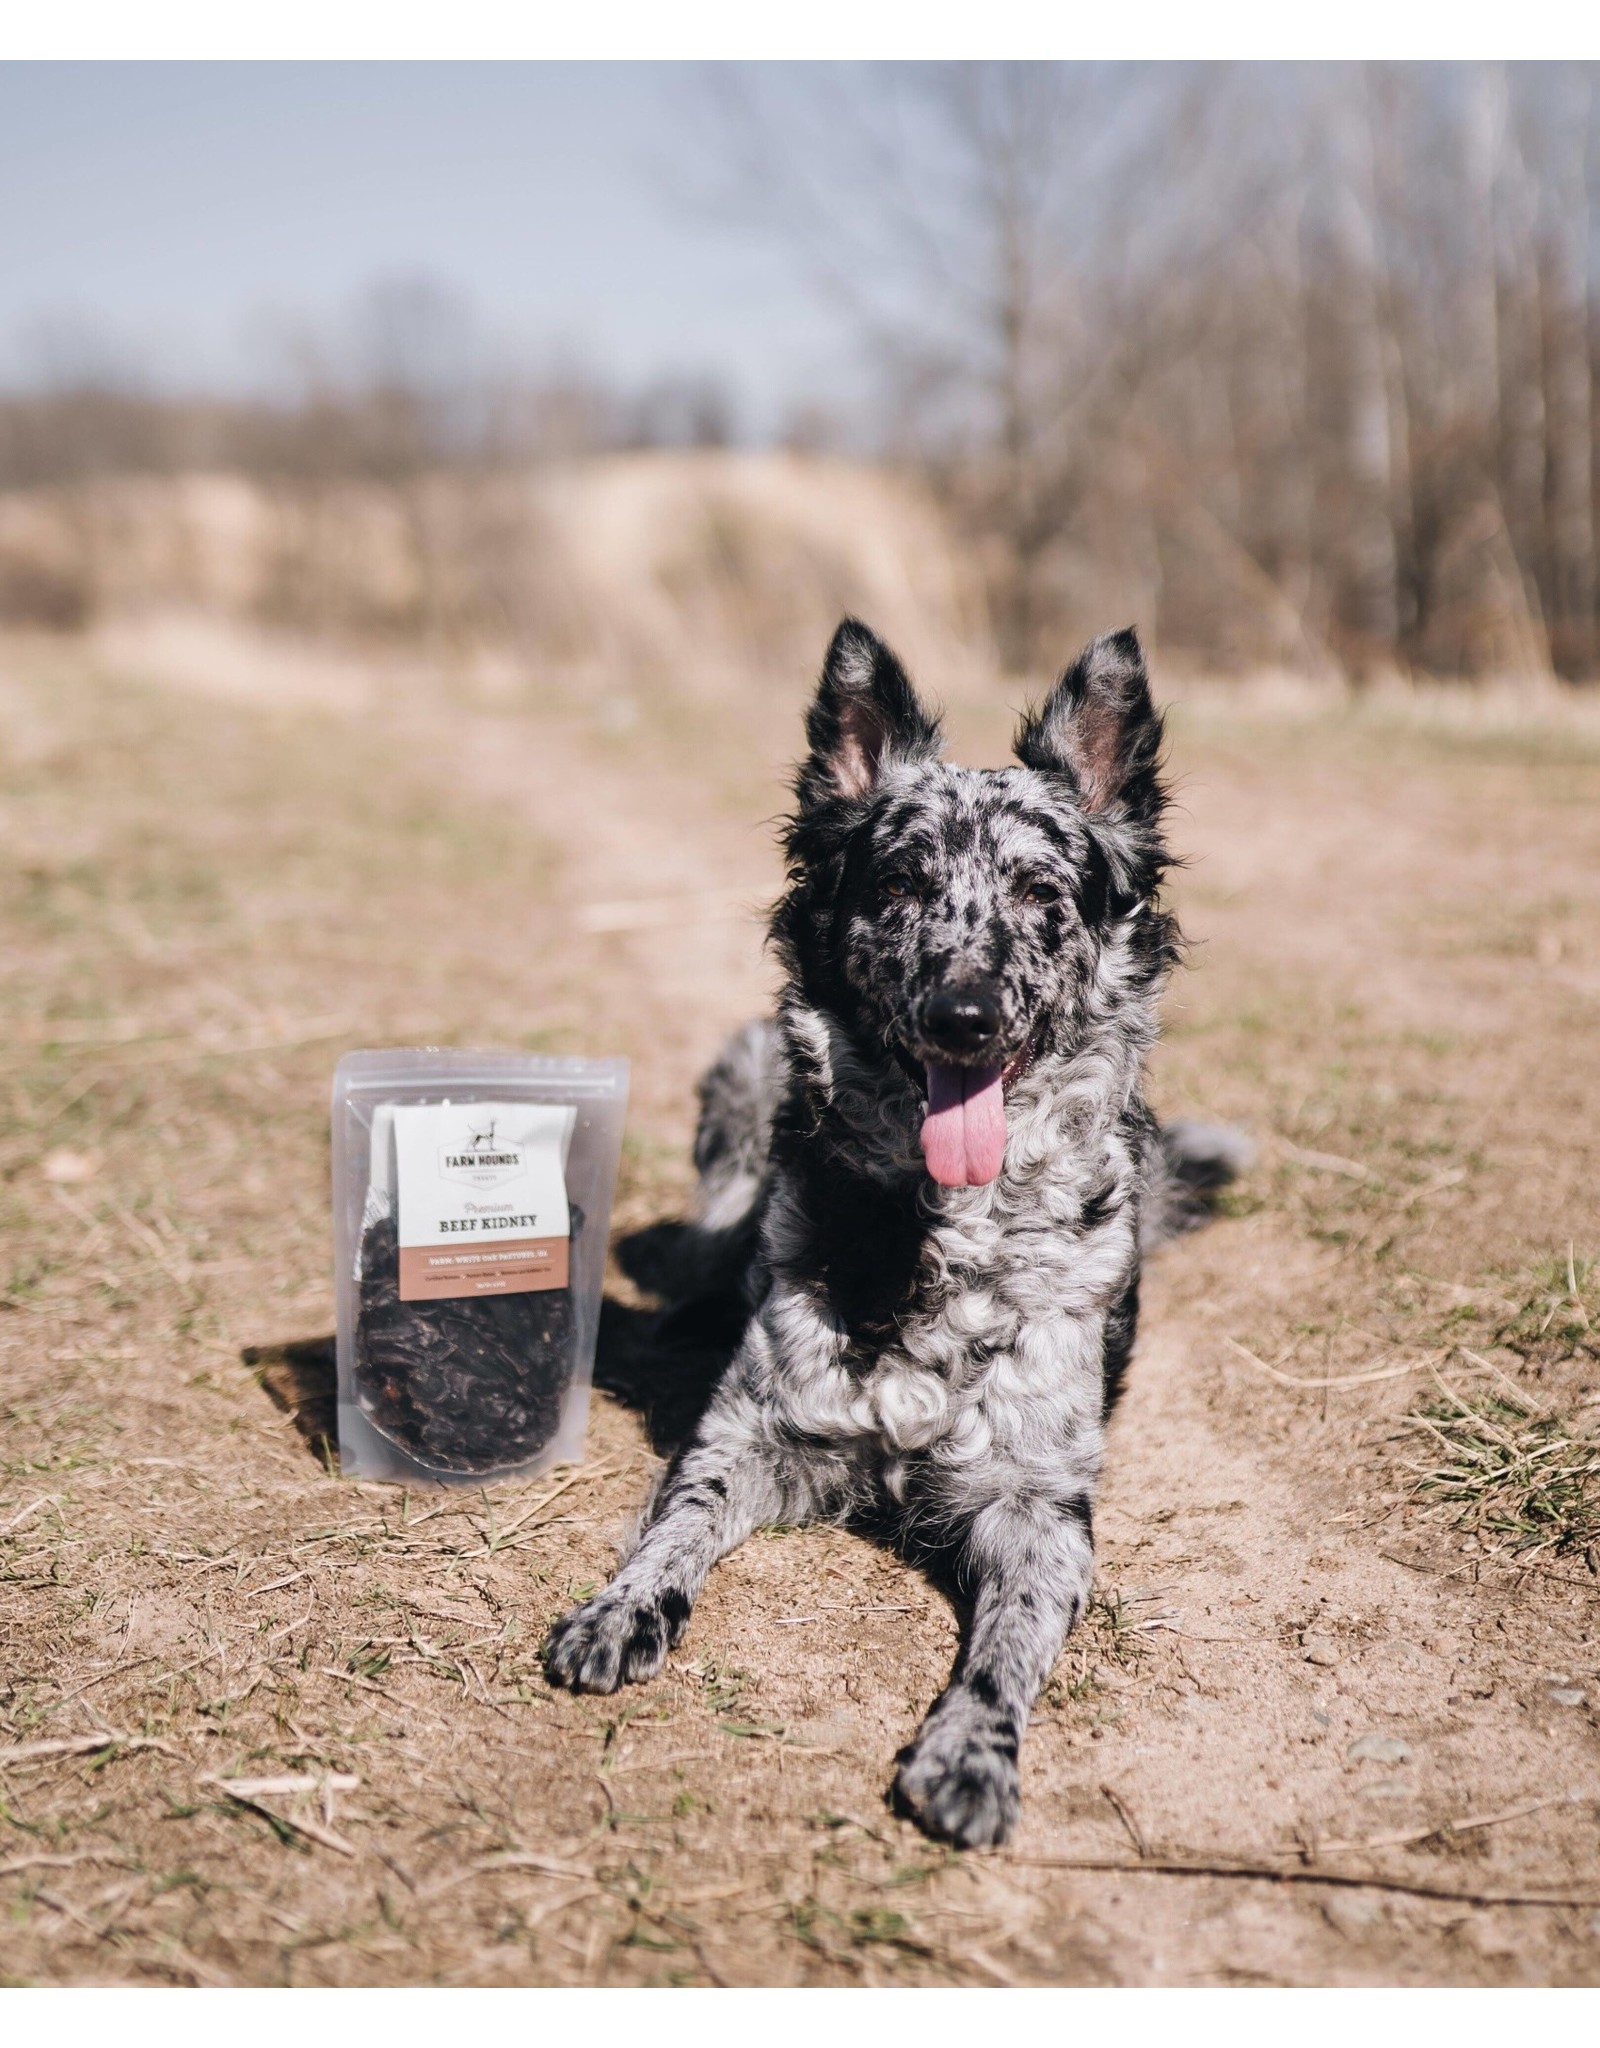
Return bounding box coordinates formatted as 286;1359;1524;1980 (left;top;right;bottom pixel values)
923;983;1003;1056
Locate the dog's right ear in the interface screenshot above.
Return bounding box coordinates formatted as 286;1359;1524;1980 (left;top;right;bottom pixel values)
798;619;942;810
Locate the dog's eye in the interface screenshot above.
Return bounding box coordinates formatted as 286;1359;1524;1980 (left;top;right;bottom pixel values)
1022;880;1060;906
882;875;915;901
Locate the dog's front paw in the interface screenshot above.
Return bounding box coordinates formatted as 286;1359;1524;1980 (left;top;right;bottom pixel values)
894;1715;1021;1848
543;1585;689;1694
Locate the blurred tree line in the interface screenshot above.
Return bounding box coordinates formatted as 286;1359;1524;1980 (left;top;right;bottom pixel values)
715;61;1600;682
4;63;1599;683
0;276;735;487
0;280;739;637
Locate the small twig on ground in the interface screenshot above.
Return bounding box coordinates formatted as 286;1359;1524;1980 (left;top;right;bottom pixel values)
522;1883;604;1929
102;1192;194;1292
0;1850;138;1879
0;1495;62;1535
373;1848;418;1893
607;1752;724;1775
458;1656;510;1717
33;1887;116;1942
315;1665;397;1700
1313;1792;1586;1857
1379;1549;1464;1577
1007;1850;1600;1910
204;1773;360;1800
1225;1338;1444;1390
210;1782;357;1857
1456;1349;1555;1411
50;1654;164;1704
475;1849;595;1881
148;1937;235;1987
1271;1137;1374;1180
0;1732;179;1765
1101;1784;1149;1859
398;1601;498;1631
480;1463;616;1550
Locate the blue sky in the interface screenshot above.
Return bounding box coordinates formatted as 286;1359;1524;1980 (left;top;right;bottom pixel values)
0;63;858;434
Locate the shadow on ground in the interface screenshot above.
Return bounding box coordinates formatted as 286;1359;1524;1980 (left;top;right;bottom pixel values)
238;1218;741;1473
237;1226;973;1692
242;1335;339;1463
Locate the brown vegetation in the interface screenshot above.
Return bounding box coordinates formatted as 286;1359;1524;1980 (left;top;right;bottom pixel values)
0;454;989;691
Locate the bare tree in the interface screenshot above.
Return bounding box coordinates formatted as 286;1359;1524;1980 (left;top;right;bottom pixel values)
702;60;1600;683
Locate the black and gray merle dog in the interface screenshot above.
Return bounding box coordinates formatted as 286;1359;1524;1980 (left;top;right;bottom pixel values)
545;617;1245;1847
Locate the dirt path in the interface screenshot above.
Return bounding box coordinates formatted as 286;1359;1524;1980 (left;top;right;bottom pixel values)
89;612;790;1136
2;624;1598;1985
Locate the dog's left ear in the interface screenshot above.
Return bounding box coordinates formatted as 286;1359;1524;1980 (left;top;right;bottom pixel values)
1014;627;1164;822
799;618;942;809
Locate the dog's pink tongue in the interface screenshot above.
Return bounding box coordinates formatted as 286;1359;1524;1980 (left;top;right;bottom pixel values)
921;1063;1007;1188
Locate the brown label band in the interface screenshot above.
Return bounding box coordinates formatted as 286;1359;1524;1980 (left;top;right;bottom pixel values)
398;1235;570;1301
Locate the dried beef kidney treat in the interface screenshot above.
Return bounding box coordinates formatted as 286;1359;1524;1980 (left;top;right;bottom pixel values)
332;1051;628;1484
354;1204;585;1475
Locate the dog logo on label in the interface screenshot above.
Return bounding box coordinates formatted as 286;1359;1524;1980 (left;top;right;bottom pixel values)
439;1113;527;1190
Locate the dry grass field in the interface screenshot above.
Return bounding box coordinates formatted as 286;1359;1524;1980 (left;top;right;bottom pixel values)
4;535;1600;1983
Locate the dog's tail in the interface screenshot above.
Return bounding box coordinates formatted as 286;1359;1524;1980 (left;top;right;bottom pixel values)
1142;1119;1256;1251
615;1019;782;1307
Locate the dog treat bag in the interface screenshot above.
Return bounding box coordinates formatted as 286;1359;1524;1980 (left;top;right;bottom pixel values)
332;1049;628;1485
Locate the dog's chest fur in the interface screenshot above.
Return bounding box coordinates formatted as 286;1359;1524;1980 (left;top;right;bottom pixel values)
755;1001;1149;1474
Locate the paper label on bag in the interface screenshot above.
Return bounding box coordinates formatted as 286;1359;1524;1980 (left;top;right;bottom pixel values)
391;1100;575;1300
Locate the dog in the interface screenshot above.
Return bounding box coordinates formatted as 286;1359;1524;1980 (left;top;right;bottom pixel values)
546;618;1246;1847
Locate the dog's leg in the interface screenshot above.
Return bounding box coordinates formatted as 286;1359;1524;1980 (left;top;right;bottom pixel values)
543;1370;832;1695
894;1485;1095;1848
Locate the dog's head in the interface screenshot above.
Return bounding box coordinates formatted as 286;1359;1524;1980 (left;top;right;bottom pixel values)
774;618;1176;1189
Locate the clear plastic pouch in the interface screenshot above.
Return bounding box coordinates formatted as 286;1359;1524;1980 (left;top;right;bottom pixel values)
332;1049;628;1486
